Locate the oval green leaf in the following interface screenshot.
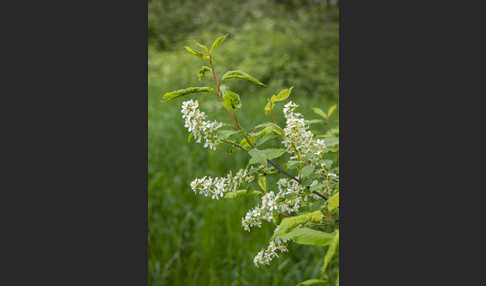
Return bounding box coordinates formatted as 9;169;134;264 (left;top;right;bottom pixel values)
184;46;208;59
224;189;262;199
162;87;214;101
301;165;315;178
328;192;339;211
328;104;337;118
193;41;209;54
209;34;228;54
312;107;328;120
248;148;268;166
272;87;293;102
197;66;211;80
262;148;286;160
221;70;265;86
297;279;327;286
222;90;241;111
278;227;335;246
258;176;266;192
322;231;339;276
273;210;324;238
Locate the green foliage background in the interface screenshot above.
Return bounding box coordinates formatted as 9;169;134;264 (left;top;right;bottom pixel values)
149;1;339;285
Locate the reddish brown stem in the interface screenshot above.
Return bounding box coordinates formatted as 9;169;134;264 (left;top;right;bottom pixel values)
209;58;223;100
270;109;277;124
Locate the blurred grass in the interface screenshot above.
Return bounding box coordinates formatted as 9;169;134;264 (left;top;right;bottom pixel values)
149;2;339;285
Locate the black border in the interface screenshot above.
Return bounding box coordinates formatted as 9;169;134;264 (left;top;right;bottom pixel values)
4;1;148;284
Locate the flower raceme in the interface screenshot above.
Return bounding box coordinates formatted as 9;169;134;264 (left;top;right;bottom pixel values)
190;168;255;200
181;99;223;150
253;238;289;267
282;101;327;162
241;178;318;232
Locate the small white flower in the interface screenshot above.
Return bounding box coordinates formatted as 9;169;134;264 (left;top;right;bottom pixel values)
190;168;255;200
253;238;289;267
181;99;223;150
282;101;328;163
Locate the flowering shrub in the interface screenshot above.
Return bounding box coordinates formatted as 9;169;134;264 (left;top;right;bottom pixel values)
162;35;339;285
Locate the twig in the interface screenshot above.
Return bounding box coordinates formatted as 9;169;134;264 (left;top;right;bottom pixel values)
270;109;277;124
221;139;246;151
312;191;326;199
267;159;300;183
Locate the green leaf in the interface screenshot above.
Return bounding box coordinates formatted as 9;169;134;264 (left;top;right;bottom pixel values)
251;125;283;140
250;126;272;138
273;87;293;102
310;183;325;192
287;160;299;170
308;119;325;125
328;104;337;118
301;165;315;178
254;122;284;134
264;99;274;115
324;128;339;137
322;231;339;276
209;34;228;54
278;228;335;246
256;133;278;146
224;189;261;198
297;279;327;286
312;108;328;120
270;124;285;136
248;148;268;166
239;137;255;149
262;148;286;160
324;137;339;147
184;46;208;59
265;87;293;115
193;41;209;54
328;192;339;211
221;70;265;86
222;90;241;112
254;122;275;129
188;132;193;143
258;176;266;192
197;66;211;80
217;129;241;140
162;87;214;101
273;210;324;238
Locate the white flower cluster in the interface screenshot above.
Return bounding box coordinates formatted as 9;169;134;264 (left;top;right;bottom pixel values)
276;178;308;212
181;99;223;150
253;238;289;267
314;138;327;156
242;192;279;231
282;101;326;160
242;178;308;232
190;168;255;200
